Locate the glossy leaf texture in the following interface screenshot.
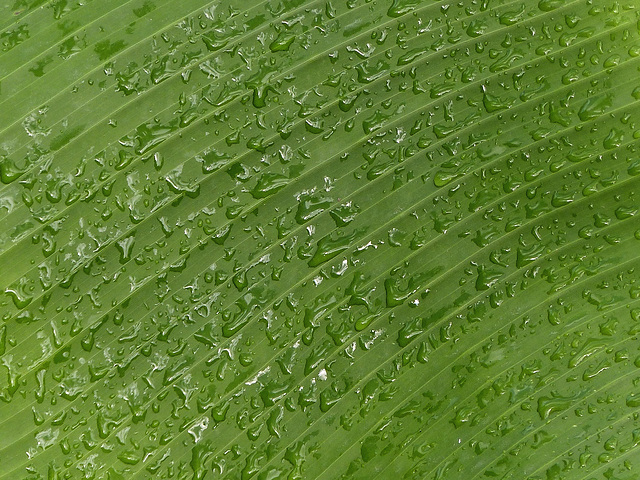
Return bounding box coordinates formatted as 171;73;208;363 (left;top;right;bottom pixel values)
0;0;640;478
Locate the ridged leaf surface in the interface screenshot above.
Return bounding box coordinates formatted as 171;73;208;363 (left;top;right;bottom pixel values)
0;0;640;479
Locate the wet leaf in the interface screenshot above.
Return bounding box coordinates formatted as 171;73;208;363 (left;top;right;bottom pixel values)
0;0;639;478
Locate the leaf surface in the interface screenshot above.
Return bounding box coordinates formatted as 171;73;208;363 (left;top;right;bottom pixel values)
0;0;640;479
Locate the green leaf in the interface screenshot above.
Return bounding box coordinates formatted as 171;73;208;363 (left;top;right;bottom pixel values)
0;0;639;479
